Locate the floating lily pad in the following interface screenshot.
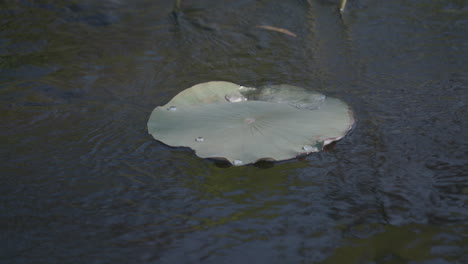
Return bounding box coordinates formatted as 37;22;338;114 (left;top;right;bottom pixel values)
249;84;327;110
148;81;354;165
161;81;252;108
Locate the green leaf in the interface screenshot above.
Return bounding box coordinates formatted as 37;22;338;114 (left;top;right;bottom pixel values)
148;81;354;165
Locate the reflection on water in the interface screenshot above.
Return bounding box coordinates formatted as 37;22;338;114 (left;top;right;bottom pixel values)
1;0;467;263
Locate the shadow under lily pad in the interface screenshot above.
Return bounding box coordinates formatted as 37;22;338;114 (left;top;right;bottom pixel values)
148;81;354;166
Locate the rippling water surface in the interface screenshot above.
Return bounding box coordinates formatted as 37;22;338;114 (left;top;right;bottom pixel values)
1;0;467;263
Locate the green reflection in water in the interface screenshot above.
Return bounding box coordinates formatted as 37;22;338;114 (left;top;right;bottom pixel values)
184;160;309;202
323;223;466;263
171;158;310;231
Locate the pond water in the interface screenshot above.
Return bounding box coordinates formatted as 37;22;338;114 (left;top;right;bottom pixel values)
1;0;467;263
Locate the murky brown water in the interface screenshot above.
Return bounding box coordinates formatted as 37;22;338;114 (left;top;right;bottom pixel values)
1;0;467;263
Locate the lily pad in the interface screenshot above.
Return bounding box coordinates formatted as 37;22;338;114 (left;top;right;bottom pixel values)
249;84;327;110
161;81;253;108
148;81;354;165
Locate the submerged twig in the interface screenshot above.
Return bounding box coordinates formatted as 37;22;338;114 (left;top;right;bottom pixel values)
340;0;347;13
173;0;182;13
256;25;297;37
172;0;182;24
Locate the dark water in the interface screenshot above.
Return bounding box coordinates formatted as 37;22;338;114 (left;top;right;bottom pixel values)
1;0;467;263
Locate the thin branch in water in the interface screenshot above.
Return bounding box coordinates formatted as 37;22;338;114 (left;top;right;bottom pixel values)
256;25;297;37
172;0;182;24
173;0;182;13
340;0;347;13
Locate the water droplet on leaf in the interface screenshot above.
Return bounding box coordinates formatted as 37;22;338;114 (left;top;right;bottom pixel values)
303;145;318;152
233;160;243;165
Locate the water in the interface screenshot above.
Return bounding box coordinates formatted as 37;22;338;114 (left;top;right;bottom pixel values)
1;0;467;263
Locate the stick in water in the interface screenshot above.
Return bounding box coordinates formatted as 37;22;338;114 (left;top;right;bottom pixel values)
340;0;347;13
256;25;297;37
174;0;181;13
